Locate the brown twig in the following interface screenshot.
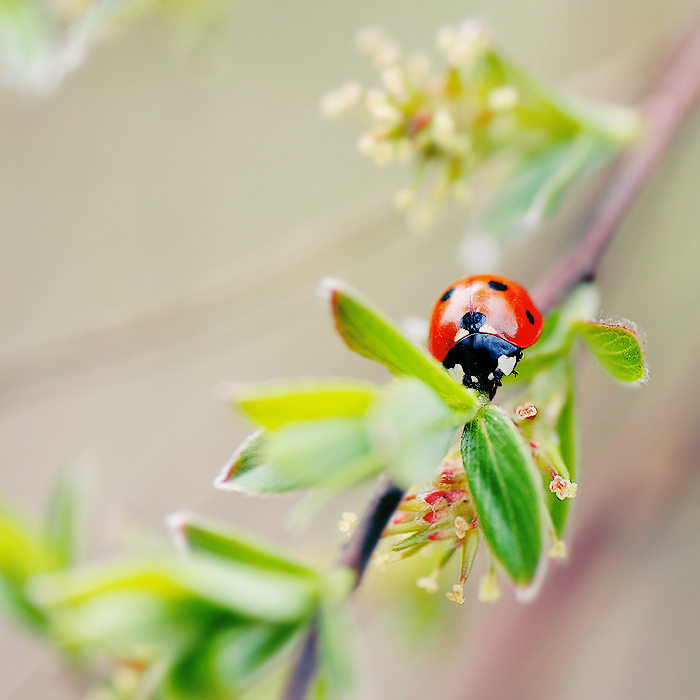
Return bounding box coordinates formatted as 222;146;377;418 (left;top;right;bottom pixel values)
281;478;404;700
282;14;700;700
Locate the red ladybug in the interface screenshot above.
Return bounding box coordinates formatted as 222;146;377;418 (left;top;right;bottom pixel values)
428;274;543;399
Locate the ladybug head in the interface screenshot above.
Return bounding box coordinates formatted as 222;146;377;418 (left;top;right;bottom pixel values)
442;333;523;400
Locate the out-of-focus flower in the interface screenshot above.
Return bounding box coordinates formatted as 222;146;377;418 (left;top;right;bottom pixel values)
338;511;358;535
322;21;639;231
549;475;578;500
380;457;480;598
446;583;465;605
549;540;568;558
478;569;501;602
416;568;440;593
515;402;538;421
320;81;364;118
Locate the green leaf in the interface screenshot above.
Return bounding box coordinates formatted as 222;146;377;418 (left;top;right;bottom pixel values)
0;506;56;585
485;134;614;238
219;379;469;496
496;50;640;146
369;379;464;489
46;469;85;568
573;320;645;382
0;576;48;630
556;366;578;479
29;555;319;624
262;379;466;493
211;622;302;688
0;505;55;630
461;406;544;585
215;431;302;494
168;513;319;580
216;420;383;495
549;362;579;536
167;621;302;698
232;381;376;430
264;417;378;489
326;280;478;415
48;591;211;652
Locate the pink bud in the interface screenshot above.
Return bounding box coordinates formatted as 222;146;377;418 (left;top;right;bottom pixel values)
515;402;538;420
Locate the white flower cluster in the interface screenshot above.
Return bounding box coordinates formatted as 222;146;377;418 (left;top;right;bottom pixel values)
322;21;639;231
436;21;491;67
320;22;532;227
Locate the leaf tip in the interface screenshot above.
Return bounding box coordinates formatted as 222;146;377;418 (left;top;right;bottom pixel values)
214;432;263;491
477;570;501;603
165;510;194;552
317;276;346;306
213;430;264;495
213;464;236;491
514;555;548;603
635;364;650;387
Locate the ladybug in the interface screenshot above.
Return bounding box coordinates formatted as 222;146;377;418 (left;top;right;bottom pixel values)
428;274;543;399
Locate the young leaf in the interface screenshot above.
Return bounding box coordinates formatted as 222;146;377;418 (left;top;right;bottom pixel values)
461;405;544;585
168;512;319;580
30;555;319;624
210;622;302;688
369;379;465;489
215;431;308;495
549;363;579;536
232;381;376;430
0;506;56;585
46;469;85;568
264;417;378;489
573;320;645;382
556;366;578;479
325;280;478;415
0;506;55;629
167;621;302;697
220;380;468;496
0;576;48;630
47;591;212;651
484;134;614;239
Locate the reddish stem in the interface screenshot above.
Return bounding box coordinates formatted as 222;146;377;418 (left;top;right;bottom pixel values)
281;478;403;700
533;15;700;315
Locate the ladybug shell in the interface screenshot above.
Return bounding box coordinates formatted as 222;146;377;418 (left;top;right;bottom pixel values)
428;274;543;363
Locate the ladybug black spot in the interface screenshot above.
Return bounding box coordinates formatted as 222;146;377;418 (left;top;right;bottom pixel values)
461;311;486;333
440;287;455;302
526;310;535;325
488;280;508;291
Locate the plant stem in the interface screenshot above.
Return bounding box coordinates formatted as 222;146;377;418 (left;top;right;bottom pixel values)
532;15;700;316
281;625;319;700
336;477;405;585
281;478;404;700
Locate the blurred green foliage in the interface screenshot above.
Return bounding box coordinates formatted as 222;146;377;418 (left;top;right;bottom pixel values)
0;0;231;92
